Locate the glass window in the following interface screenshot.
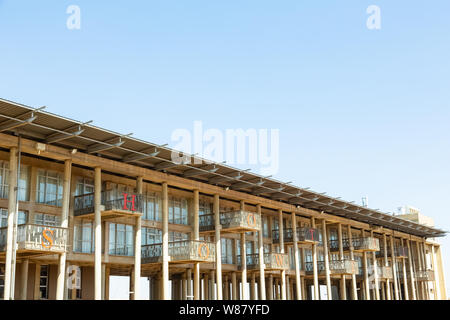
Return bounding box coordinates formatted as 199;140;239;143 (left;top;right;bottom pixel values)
0;161;8;199
169;231;189;243
109;223;134;256
0;208;27;227
0;264;4;298
142;227;162;245
0;162;30;201
36;170;63;206
199;200;212;216
169;196;188;225
75;177;94;196
143;192;162;221
34;213;60;227
73;220;94;253
262;216;269;238
221;238;234;264
39;265;49;299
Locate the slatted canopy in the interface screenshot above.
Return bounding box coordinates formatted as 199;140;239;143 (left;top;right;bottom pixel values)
0;97;446;239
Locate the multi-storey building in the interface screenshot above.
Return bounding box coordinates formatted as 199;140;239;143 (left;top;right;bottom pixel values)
0;98;447;300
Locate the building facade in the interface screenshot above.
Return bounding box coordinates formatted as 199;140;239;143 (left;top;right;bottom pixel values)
0;98;447;301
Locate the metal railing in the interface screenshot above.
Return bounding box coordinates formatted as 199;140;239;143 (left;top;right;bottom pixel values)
237;253;290;270
199;211;261;232
0;224;67;252
272;227;320;244
376;246;409;258
142;240;215;263
305;259;358;275
329;237;380;252
74;190;144;216
414;270;435;281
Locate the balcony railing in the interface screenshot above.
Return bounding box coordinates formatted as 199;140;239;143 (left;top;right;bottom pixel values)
141;240;215;264
376;246;409;259
414;270;435;281
377;266;394;279
330;237;380;253
74;190;144;217
238;253;290;271
0;224;67;253
199;211;261;233
305;259;358;275
272;228;320;244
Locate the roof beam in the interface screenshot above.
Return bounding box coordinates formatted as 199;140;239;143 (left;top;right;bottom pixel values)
208;171;245;184
154;157;190;171
0;114;37;133
45;125;85;144
122;147;160;163
183;165;219;178
87;137;125;154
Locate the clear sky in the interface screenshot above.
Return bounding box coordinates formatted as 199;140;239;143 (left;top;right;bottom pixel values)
1;1;449;299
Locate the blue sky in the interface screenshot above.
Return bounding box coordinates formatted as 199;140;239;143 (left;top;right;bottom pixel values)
1;1;449;299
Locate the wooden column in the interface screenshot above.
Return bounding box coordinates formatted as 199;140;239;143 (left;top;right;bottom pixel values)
322;219;332;300
20;260;29;300
278;209;286;300
240;201;248;300
371;230;380;300
383;234;391;300
193;190;200;300
390;236;400;300
257;204;266;300
94;167;102;300
311;218;319;300
338;223;346;300
231;272;237;300
132;176;143;300
291;212;302;300
348;225;357;300
401;239;409;300
56;160;71;300
214;194;223;300
161;182;170;300
4;147;17;300
407;239;416;300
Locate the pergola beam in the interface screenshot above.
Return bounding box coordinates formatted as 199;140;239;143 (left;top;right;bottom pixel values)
0;114;37;132
123;148;160;163
87;137;125;154
45;125;85;144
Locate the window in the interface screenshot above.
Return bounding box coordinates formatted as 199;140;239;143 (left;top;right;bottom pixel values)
262;216;269;238
34;213;60;227
221;238;234;264
169;196;188;225
39;265;49;299
143;192;162;221
0;264;4;299
199;200;212;216
169;231;189;243
264;244;271;254
73;220;94;253
37;170;63;206
75;177;94;196
0;162;30;201
109;223;134;256
0;208;28;227
0;161;7;199
142;227;162;245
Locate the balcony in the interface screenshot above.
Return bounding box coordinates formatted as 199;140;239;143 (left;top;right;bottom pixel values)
272;228;320;245
329;237;380;253
415;270;435;281
74;190;143;220
238;253;290;271
141;240;215;264
377;266;394;279
199;210;261;234
305;259;358;276
376;246;409;259
0;224;67;256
